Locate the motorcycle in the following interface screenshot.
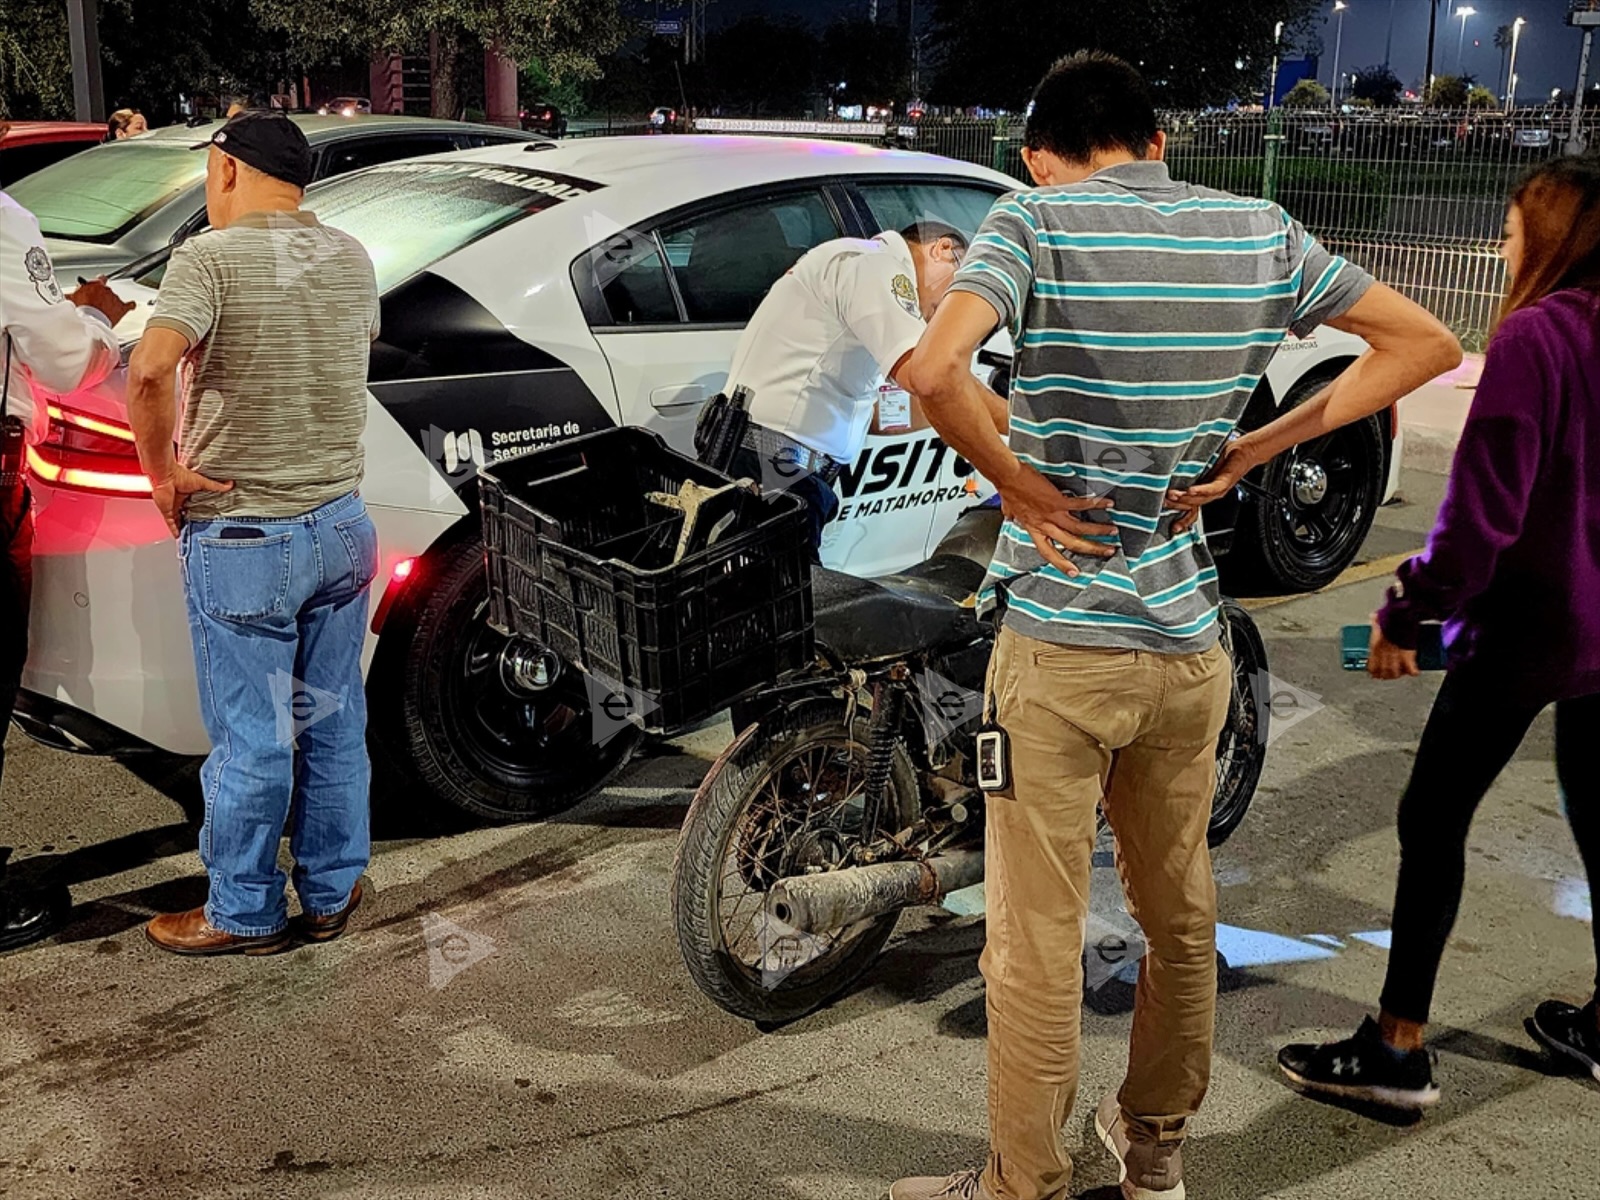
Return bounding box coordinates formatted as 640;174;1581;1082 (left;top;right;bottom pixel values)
671;505;1270;1024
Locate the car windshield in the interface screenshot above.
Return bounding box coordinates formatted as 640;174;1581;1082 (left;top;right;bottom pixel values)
304;158;601;292
8;141;205;242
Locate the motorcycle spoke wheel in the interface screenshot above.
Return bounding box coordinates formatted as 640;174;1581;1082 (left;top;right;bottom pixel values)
715;737;878;986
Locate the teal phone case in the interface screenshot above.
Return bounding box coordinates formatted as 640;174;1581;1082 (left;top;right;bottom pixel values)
1341;623;1447;671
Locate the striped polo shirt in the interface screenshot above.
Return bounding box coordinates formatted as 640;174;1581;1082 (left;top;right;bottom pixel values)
953;161;1372;653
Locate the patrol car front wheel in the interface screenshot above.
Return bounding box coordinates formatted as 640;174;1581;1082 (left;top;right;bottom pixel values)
371;536;641;824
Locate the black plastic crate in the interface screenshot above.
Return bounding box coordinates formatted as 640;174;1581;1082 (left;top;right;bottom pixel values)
480;428;815;736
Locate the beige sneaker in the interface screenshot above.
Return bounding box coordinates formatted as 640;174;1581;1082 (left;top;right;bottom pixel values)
888;1169;993;1200
1095;1092;1186;1200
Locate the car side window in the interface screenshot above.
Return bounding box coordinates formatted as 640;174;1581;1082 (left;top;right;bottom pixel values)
317;135;461;180
660;191;842;325
852;181;1004;244
588;232;680;326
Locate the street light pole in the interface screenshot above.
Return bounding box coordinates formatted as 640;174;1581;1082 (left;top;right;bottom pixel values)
1384;0;1397;69
1455;6;1477;77
1268;20;1285;109
1330;1;1348;112
1506;17;1526;112
66;0;106;124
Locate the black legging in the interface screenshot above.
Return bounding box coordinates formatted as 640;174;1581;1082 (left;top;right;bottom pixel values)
1380;668;1600;1024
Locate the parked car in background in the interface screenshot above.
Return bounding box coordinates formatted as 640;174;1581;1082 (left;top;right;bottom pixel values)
649;106;681;132
3;114;547;281
318;96;373;117
520;102;568;137
14;136;1392;828
0;121;105;185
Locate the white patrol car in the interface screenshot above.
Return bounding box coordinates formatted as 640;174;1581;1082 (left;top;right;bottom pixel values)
17;136;1397;823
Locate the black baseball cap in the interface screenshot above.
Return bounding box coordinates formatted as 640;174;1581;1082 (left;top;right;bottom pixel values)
194;110;313;189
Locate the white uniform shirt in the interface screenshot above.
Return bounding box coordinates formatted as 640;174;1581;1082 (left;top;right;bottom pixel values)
0;191;120;443
726;231;927;462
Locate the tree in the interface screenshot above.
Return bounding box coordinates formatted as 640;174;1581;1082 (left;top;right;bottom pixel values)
819;17;911;107
251;0;627;119
0;0;73;119
1426;74;1470;108
99;0;302;124
1283;79;1330;109
925;0;1323;111
1494;23;1514;101
1351;64;1402;107
704;17;818;115
1467;85;1498;111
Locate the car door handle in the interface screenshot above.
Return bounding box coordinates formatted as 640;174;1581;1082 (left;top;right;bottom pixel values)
651;384;706;412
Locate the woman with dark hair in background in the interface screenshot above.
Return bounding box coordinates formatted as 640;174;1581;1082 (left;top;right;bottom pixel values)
1279;157;1600;1110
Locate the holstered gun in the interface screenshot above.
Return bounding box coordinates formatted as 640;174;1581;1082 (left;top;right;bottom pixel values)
694;384;753;475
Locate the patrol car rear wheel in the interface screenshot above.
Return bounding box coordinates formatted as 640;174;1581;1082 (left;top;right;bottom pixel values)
371;535;641;824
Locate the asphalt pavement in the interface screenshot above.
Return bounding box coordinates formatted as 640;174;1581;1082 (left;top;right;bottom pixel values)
1;465;1596;1200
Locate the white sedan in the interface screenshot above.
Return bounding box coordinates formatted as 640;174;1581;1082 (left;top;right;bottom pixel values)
16;136;1395;823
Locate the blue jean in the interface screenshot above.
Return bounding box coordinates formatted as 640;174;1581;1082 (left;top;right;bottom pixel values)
179;491;378;936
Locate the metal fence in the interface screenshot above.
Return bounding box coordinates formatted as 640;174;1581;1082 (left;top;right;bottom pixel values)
1162;108;1586;347
638;107;1600;347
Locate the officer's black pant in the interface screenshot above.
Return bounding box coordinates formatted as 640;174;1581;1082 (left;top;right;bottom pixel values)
0;481;32;801
729;446;840;561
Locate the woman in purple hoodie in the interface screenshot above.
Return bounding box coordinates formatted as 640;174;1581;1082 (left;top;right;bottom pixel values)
1280;157;1600;1110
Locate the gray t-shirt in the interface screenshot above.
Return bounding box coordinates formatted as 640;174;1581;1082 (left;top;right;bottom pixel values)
953;161;1373;653
149;209;379;519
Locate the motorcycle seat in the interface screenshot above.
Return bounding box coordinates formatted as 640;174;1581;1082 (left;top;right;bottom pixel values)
812;562;985;662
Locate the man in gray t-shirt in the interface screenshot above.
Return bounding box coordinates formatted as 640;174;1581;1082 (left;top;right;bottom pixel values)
128;111;382;958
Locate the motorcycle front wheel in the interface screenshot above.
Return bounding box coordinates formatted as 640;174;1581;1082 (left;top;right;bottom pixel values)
671;699;920;1024
1211;599;1270;848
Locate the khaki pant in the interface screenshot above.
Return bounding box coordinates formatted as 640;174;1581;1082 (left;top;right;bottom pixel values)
979;627;1232;1200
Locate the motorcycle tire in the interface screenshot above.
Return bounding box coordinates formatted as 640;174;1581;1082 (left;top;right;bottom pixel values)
672;698;920;1024
1210;599;1270;848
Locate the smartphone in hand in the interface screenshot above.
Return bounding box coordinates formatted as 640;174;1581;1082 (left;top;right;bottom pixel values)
1340;622;1447;672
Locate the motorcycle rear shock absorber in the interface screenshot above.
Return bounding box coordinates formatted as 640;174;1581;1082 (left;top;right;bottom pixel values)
859;665;909;849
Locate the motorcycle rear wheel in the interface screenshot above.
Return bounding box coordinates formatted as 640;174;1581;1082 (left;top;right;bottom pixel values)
672;699;919;1024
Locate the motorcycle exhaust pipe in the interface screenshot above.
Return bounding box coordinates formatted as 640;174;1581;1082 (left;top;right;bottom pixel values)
765;850;985;935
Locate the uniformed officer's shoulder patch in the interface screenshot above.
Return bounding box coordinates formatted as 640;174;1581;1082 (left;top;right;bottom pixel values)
891;272;920;318
24;246;63;303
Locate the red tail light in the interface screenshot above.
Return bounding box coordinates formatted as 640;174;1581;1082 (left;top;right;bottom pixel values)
371;556;419;635
29;403;152;496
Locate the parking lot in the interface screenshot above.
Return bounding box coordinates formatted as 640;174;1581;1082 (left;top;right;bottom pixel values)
0;463;1594;1200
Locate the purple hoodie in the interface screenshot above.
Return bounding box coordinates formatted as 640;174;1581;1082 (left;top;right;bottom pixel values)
1379;287;1600;703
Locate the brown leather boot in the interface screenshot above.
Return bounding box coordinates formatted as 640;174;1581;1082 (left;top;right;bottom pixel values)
1096;1092;1186;1200
145;907;291;957
295;881;363;944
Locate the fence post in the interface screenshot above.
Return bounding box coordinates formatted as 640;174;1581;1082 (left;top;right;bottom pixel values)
991;114;1009;174
1570;29;1595;156
1262;107;1284;203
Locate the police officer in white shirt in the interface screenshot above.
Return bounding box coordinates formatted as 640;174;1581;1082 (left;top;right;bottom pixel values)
0;158;131;952
707;220;999;553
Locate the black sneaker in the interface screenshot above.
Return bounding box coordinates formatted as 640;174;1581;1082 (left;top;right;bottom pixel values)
1527;999;1600;1083
1278;1016;1442;1110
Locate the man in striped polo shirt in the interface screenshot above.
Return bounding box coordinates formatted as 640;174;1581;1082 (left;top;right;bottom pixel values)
892;53;1461;1200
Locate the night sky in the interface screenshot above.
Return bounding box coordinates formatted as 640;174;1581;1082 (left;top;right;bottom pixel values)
1312;0;1588;101
697;0;1588;101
